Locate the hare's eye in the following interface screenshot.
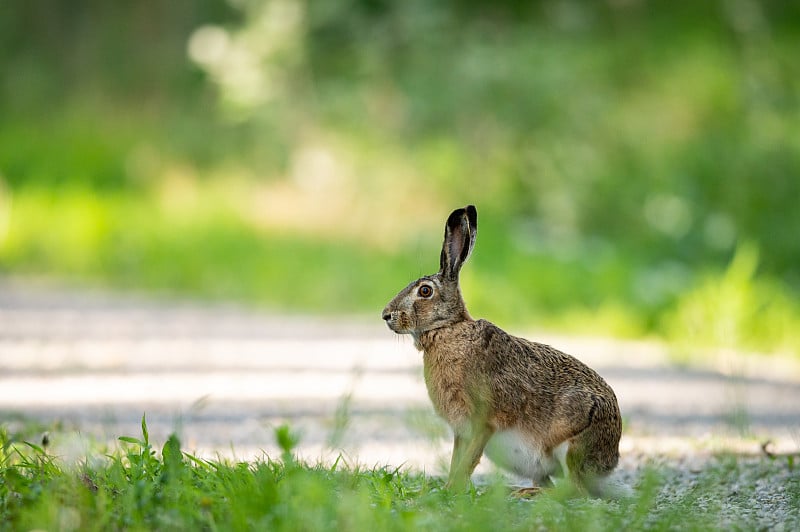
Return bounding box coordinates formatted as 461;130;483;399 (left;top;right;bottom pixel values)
418;285;433;298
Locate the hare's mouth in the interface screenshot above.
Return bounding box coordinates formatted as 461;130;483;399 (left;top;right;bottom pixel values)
382;311;411;334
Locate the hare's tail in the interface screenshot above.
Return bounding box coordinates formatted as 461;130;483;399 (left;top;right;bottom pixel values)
585;473;634;500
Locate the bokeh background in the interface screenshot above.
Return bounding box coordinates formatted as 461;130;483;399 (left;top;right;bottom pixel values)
2;0;799;358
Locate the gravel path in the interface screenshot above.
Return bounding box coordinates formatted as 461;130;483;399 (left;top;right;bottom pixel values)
1;278;799;526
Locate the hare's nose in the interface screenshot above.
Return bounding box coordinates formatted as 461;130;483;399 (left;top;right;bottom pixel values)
382;312;392;321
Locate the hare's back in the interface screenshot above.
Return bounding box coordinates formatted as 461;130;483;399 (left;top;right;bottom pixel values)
475;320;614;392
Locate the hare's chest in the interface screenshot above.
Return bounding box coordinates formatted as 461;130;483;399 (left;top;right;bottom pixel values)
422;351;471;427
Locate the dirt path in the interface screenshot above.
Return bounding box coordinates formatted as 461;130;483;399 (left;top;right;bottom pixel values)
1;278;799;472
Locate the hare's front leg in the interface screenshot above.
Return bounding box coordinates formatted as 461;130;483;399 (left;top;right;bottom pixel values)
445;426;492;491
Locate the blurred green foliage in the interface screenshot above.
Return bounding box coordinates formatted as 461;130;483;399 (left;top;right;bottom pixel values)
1;1;799;355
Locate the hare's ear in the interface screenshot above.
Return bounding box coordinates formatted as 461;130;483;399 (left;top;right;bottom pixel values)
439;205;478;280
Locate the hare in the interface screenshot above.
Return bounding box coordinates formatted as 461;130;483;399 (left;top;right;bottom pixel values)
382;205;623;497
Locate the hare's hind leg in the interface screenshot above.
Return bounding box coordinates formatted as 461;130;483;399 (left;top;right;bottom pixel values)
565;419;621;497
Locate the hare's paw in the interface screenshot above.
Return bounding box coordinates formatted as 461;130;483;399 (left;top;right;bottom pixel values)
511;486;546;498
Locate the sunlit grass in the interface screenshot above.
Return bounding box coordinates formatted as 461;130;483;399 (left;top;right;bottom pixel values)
664;243;800;359
2;184;800;357
2;416;798;531
0;185;414;313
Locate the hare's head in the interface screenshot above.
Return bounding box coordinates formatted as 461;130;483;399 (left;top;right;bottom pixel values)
382;205;477;337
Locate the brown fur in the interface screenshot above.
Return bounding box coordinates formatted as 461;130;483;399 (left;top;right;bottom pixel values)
382;205;622;496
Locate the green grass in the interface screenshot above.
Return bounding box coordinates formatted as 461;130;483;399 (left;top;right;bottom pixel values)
3;185;800;358
2;417;798;531
0;186;417;314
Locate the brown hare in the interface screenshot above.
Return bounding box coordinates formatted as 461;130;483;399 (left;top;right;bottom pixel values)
382;205;624;497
